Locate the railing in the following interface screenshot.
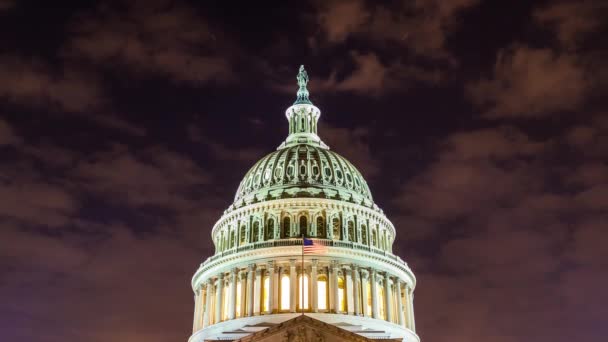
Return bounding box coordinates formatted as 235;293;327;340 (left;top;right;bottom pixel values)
204;239;404;265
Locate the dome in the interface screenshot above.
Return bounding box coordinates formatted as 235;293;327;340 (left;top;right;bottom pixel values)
190;66;418;342
234;144;374;206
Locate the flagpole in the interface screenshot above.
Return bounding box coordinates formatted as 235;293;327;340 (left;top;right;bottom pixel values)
301;233;304;316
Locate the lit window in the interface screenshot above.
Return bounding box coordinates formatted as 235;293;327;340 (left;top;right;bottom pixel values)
222;282;230;321
262;277;270;312
338;276;346;312
280;275;290;311
298;274;309;310
379;283;386;320
366;282;372;316
236;281;242;317
318;275;327;310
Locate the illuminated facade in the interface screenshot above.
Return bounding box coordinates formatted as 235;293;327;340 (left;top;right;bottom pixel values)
189;66;419;341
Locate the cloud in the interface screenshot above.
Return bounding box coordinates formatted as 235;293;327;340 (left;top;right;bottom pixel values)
534;1;608;48
0;119;21;145
314;0;479;60
394;122;608;342
0;57;103;112
66;0;235;84
467;45;588;118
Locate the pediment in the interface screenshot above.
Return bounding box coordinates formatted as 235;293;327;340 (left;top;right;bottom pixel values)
229;315;401;342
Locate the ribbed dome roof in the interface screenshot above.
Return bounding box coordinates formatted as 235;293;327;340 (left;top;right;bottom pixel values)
234;144;373;205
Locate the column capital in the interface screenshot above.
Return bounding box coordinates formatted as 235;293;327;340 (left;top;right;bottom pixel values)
289;259;297;267
267;260;275;269
360;269;369;279
331;260;339;269
255;268;263;276
248;263;256;271
217;273;224;280
311;259;318;266
231;267;239;275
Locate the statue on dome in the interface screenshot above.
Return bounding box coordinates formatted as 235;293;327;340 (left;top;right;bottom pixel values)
297;65;309;89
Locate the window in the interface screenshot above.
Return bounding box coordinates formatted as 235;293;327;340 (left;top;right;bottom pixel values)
379;283;386;320
230;230;236;248
317;275;328;310
299;216;307;237
372;227;378;247
262;276;270;313
332;217;341;240
222;281;230;321
338;276;346;313
252;221;260;243
366;282;372;316
361;225;368;245
240;225;246;245
236;280;242;317
266;218;275;240
280;275;290;311
316;216;326;238
298;274;309;310
347;221;355;242
282;217;291;238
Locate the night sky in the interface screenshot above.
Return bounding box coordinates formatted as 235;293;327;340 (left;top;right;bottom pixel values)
1;0;607;341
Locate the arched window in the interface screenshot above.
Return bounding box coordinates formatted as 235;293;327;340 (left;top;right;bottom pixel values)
280;274;290;311
298;274;309;310
338;276;346;313
372;227;378;247
252;221;260;243
361;225;368;245
266;218;275;240
282;217;291;238
262;276;270;313
317;275;328;310
230;230;236;248
240;225;246;245
347;221;355;242
316;216;326;238
332;217;341;240
299;216;307;237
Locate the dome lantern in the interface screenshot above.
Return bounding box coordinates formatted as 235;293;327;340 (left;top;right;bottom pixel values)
278;65;329;150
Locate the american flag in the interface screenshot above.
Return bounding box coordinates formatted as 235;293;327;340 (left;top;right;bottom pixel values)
303;238;328;254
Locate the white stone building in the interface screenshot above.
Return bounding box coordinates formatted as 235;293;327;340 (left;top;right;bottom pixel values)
189;66;419;342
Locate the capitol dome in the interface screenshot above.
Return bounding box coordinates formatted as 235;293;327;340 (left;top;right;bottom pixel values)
189;66;419;342
233;144;374;207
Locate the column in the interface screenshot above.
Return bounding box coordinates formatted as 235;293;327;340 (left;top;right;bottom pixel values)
371;269;379;319
247;264;255;316
267;261;275;314
410;291;416;331
239;269;247;317
273;265;280;313
360;269;369;317
396;279;405;327
404;284;412;329
352;266;360;316
254;267;262;315
384;273;393;322
192;288;200;332
215;274;224;324
331;261;339;313
228;268;237;320
311;259;318;312
203;280;213;327
345;266;354;315
289;259;297;313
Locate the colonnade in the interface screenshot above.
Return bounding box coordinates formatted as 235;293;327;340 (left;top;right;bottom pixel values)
192;259;416;333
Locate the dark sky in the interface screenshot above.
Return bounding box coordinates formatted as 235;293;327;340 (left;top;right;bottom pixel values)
1;0;607;341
